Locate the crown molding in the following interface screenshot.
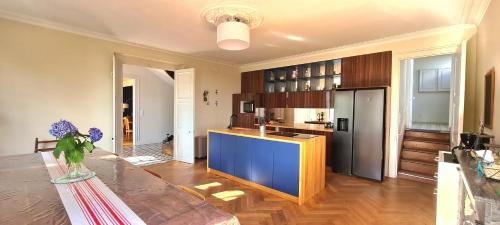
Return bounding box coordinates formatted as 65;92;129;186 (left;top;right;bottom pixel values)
474;0;491;25
461;0;491;25
0;9;239;68
240;24;477;71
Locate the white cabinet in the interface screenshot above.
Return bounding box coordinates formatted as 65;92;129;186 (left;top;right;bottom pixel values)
436;151;461;225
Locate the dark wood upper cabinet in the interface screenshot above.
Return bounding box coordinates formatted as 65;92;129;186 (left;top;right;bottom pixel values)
241;70;264;93
263;93;287;108
287;91;329;108
341;51;392;88
286;92;300;108
309;91;326;108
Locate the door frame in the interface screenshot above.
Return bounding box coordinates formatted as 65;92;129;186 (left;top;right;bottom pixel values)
400;59;414;129
388;45;460;177
449;41;467;146
122;78;137;146
112;53;186;155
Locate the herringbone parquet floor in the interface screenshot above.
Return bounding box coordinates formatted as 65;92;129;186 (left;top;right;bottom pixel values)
144;160;436;225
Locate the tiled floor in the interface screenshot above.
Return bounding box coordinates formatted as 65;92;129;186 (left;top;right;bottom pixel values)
409;122;449;131
121;143;173;166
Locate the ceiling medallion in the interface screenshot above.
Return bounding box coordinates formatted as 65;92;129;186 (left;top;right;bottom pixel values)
202;4;262;51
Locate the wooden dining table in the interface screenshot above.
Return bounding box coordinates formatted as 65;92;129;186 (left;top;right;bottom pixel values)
0;149;238;225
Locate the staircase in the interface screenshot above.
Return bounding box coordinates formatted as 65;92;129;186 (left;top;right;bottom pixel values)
398;129;450;184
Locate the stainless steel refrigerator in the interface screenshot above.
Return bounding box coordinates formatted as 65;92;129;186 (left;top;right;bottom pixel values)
332;88;385;181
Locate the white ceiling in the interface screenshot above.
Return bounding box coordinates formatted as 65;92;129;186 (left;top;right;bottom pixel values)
0;0;484;65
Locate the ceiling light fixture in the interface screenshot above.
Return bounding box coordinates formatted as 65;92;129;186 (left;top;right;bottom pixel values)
202;4;262;51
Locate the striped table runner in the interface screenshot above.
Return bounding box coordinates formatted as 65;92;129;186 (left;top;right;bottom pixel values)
41;152;146;225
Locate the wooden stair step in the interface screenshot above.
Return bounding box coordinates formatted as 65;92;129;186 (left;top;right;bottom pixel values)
400;149;438;163
404;136;450;144
402;147;441;154
398;170;436;184
400;159;437;176
405;130;450;141
405;129;450;133
403;140;449;151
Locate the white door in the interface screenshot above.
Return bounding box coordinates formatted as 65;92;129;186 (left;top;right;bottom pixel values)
174;68;195;164
450;41;467;146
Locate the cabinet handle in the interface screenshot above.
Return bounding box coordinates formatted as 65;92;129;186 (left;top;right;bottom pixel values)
434;172;438;179
434;156;439;162
433;188;438;195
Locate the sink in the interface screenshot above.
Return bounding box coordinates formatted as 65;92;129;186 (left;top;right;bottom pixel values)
268;131;298;137
304;121;326;124
268;131;316;139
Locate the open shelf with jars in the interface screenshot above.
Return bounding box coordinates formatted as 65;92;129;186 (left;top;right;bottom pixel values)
263;58;342;93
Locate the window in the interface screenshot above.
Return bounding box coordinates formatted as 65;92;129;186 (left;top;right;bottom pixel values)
418;68;451;92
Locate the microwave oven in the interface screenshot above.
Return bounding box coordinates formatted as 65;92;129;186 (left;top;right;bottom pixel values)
240;101;255;113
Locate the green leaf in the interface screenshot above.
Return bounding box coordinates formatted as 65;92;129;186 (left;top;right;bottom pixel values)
84;141;95;152
54;136;79;163
70;148;84;163
53;144;63;159
58;136;77;150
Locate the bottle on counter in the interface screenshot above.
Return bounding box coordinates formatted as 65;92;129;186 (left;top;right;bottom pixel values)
258;117;266;135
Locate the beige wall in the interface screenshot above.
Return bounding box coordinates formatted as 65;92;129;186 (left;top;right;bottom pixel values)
0;18;240;156
467;0;500;141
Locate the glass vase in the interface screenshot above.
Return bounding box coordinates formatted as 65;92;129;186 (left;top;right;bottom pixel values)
51;162;96;184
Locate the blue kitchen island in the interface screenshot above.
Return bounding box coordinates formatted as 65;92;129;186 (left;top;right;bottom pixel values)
207;128;326;205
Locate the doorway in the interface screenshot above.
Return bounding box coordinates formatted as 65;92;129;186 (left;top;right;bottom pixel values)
402;54;454;132
113;54;196;165
122;78;135;147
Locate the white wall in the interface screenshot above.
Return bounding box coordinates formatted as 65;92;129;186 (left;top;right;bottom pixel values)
0;18;240;156
411;54;452;124
123;64;174;145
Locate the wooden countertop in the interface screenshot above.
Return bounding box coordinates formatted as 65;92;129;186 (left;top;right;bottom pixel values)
208;128;321;144
263;123;334;133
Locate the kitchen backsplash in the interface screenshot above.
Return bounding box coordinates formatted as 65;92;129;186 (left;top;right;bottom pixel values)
260;108;334;124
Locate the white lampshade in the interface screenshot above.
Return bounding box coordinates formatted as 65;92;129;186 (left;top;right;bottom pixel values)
217;21;250;50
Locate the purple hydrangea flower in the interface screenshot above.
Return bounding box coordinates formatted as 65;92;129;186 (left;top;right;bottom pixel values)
88;127;103;143
49;120;78;139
